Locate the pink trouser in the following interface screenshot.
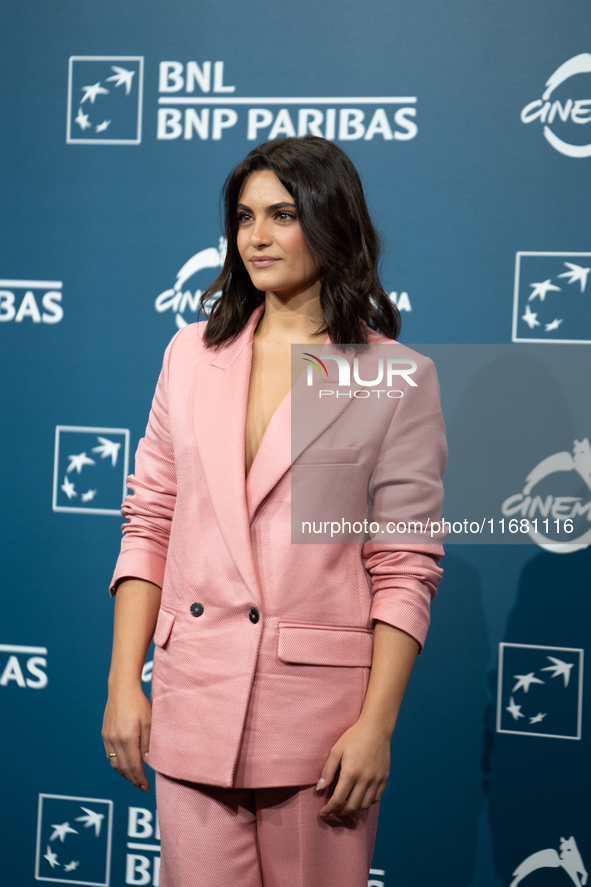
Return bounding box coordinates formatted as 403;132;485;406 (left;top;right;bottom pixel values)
156;772;380;887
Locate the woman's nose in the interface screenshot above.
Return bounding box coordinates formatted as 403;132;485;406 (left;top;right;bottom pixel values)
250;219;271;247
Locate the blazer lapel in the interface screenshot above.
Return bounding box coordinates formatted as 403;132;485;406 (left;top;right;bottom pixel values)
245;341;358;520
193;305;264;597
195;310;384;540
245;390;291;523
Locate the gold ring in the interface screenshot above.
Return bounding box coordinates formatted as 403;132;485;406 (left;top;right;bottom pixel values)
108;753;117;758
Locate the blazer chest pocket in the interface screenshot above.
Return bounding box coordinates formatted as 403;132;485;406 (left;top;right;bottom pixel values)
153;608;176;648
295;447;360;466
277;622;373;667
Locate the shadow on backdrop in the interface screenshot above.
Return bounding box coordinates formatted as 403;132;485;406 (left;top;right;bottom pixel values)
485;547;590;887
373;552;490;886
435;345;590;884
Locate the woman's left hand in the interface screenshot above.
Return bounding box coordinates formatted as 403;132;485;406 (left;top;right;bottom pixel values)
315;718;390;817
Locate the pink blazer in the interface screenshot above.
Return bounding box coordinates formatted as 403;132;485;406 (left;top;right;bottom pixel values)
110;304;447;788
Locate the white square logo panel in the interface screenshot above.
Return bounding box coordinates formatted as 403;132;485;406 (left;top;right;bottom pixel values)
512;252;591;344
52;426;130;515
35;794;113;885
496;642;584;739
66;56;144;145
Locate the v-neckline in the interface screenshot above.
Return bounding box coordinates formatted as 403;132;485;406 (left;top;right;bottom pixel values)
244;333;330;480
245;385;291;481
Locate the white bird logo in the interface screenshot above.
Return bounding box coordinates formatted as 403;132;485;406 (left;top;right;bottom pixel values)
61;476;77;500
75;807;104;837
529;712;547;724
64;861;80;872
540;656;574;688
81;489;98;502
95;119;111;133
80;82;109;104
557;261;590;292
528;279;561;302
49;822;79;842
74;108;92;131
106;65;135;95
67;452;96;474
511;673;545;693
92;437;121;467
43;846;60;868
545;318;563;331
506;696;525;720
521;304;540;329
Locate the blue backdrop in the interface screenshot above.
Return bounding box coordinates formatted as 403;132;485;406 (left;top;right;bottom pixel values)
1;1;589;885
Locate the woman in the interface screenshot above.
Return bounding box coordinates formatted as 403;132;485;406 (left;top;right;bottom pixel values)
103;135;446;887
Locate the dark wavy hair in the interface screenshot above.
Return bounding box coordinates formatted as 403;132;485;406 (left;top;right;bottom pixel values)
201;136;400;347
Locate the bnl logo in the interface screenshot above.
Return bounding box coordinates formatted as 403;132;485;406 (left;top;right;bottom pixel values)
35;795;113;886
52;426;130;515
0;279;63;324
126;807;160;886
512;252;591;344
496;643;584;740
0;643;47;689
67;57;144;144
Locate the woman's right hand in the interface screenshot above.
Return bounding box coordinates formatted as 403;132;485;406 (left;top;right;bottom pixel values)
102;578;162;792
102;682;153;792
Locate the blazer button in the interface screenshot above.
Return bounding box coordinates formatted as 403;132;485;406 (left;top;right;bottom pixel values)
249;607;260;624
190;602;204;617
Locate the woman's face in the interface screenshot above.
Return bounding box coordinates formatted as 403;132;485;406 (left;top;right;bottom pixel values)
236;170;321;299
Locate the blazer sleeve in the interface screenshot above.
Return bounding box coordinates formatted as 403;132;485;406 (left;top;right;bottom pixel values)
109;331;182;595
362;355;447;651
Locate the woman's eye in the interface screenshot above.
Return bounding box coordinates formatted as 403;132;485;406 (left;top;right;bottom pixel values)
276;212;296;221
237;213;252;223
